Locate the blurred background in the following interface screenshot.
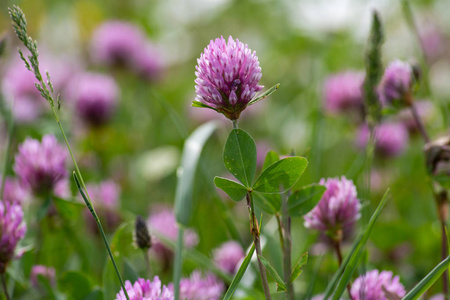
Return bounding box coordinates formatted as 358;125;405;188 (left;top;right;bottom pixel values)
1;0;450;298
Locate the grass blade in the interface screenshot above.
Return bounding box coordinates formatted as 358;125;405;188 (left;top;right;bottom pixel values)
402;256;450;300
323;189;390;300
223;243;256;300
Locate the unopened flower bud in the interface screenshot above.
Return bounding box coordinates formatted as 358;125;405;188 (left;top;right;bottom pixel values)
135;215;151;250
424;136;450;177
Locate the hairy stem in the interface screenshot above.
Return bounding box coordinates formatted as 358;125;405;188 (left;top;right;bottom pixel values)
143;250;152;278
1;273;10;300
247;192;271;300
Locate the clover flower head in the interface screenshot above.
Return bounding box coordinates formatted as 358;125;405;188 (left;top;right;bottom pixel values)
323;71;364;114
0;201;26;273
378;60;413;106
194;35;263;120
30;265;56;287
356;122;409;157
304;176;360;240
71;72;119;126
179;270;225;300
351;269;406;300
115;276;174;300
2;177;28;204
147;209;198;261
213;241;245;274
14;135;67;196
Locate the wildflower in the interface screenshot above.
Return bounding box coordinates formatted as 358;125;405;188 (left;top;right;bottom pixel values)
213;241;244;274
115;276;174;300
323;71;365;116
1;58;46;122
14;135;67;196
91;21;146;67
378;60;414;107
304;176;360;241
70;72;119;126
356;122;409;157
1;56;77;122
30;265;56;287
194;36;263;120
148;209;198;252
84;180;121;232
135;215;152;250
180;271;225;300
1;177;28;204
350;269;406;300
91;21;162;80
0;201;27;273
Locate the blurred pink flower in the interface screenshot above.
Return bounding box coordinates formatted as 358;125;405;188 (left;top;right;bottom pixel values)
304;176;360;240
351;269;406;300
14;135;67;196
0;201;26;273
323;71;364;115
115;276;174;300
356;122;409;157
179;270;225;300
30;265;56;287
213;241;244;274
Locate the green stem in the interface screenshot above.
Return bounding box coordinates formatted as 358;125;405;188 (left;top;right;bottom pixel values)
143;250;152;278
282;200;293;300
174;228;184;300
1;273;10;300
0;111;14;199
247;192;272;300
73;172;129;300
232;119;238;129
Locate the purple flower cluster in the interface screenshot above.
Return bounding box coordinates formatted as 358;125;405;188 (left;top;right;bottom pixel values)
115;276;174;300
148;209;199;259
70;72;119;126
1;177;28;204
30;265;56;287
14;135;67;196
350;269;406;300
356;122;409;157
304;176;360;240
378;60;413;107
0;201;27;273
84;180;121;232
194;36;263;120
323;71;364;115
213;241;245;274
91;21;162;80
179;271;225;300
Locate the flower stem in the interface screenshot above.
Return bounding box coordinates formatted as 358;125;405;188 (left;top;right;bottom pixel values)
333;240;353;300
408;93;448;298
232;119;238;129
143;250;152;278
409;102;430;143
0;111;14;199
1;273;10;300
246;192;272;300
282;197;293;300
